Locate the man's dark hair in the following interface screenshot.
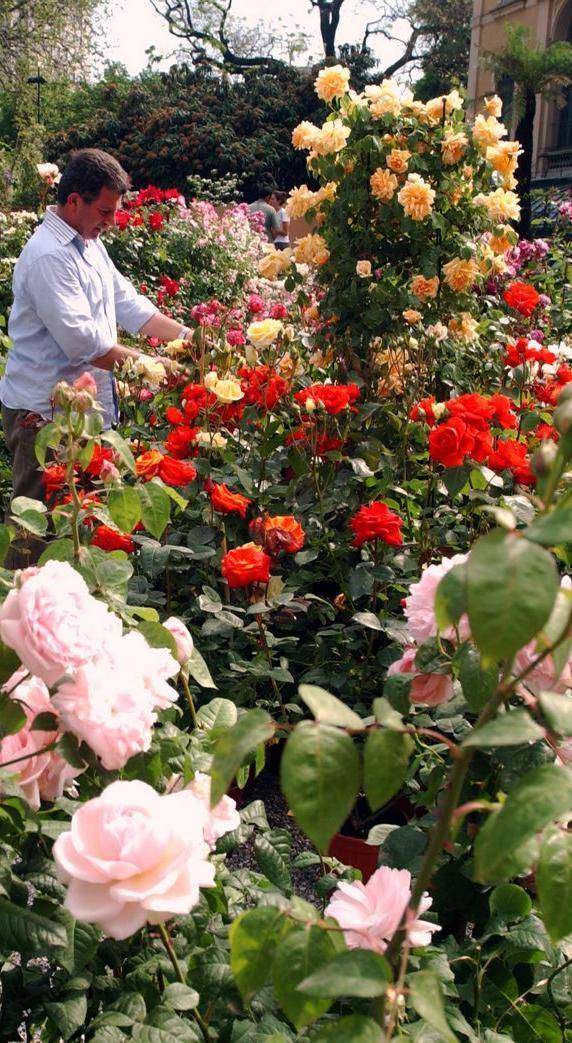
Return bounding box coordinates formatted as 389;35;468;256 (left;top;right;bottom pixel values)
57;149;130;204
257;184;276;201
274;190;288;205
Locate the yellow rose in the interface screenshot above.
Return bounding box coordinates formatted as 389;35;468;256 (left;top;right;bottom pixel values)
365;79;402;117
410;274;440;301
165;338;187;358
356;260;372;278
489;225;516;254
292;121;319;150
204;371;219;391
473;188;521;222
131;357;166;384
484;95;503;118
247;319;284;348
403;309;422;324
486;141;521;177
316;181;337;203
294;234;330;267
286;184;317;218
426;321;448;341
423;90;463;125
449;187;463;205
315;64;350;102
472;114;507;150
441;130;468;165
370;167;398;202
212;379;244;404
397;174;436;221
313;119;351;156
442;257;480;292
448;313;479;341
194;431;228;451
258;249;292;280
386;148;411;174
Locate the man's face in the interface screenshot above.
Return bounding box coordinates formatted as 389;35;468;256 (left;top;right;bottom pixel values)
65;186;122;239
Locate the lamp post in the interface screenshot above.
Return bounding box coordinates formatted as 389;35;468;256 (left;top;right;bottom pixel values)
26;67;47;123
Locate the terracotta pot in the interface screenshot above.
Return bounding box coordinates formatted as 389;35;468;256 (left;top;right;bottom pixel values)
328;833;379;882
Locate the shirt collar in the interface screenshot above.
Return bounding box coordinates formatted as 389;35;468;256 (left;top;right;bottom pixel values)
43;206;82;247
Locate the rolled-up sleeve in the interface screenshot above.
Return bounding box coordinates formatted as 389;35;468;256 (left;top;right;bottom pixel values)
27;254;114;365
112;265;158;335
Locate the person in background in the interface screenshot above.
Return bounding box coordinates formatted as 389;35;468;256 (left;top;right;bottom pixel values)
273;191;290;251
0;148;191;562
248;184;281;244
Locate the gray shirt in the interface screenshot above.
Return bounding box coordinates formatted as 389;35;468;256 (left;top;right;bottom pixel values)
248;200;281;242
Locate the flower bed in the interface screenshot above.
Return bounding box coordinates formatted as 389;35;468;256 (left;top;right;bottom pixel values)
0;70;572;1043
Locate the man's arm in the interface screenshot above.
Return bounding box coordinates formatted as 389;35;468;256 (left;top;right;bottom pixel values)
140;313;191;341
111;263;190;344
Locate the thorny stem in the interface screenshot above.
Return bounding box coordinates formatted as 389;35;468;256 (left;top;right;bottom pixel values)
256;614;285;717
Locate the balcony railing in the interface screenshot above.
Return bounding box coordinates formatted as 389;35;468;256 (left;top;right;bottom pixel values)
537;147;572;179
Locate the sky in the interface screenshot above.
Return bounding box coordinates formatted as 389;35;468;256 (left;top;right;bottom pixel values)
108;0;412;78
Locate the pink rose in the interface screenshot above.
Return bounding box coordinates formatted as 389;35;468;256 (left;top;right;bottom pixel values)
163;616;194;666
99;459;120;482
0;670;79;809
73;372;98;396
325;866;439;954
404;553;469;645
185;772;240;848
53;780;215;939
513;641;572;698
114;632;179;709
0;561;122;687
388;647;454;707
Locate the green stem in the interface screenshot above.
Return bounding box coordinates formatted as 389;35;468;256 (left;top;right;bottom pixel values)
158;923;210;1042
181;673;198;729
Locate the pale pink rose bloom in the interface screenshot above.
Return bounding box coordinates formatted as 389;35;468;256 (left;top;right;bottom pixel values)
163;617;194;666
0;561;122;687
325;866;439;954
185;772;240;848
53;662;158;771
387;647;454;706
99;459;120;482
555;739;572;767
73;372;98;396
111;631;179;709
0;670;79;809
53;780;215;940
404;553;469;645
513;642;572;698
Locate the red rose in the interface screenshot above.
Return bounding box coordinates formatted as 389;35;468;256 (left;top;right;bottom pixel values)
410;396;437;426
149;212;164;232
82;444;114;478
160;275;180;296
445;393;495;427
221;543;271;588
42;464;67;497
256;515;305;555
164;425;199;459
534;422;559;442
349;502;404;548
488;439;535;485
115;210;130;230
158;456;197;486
91;525;136;553
209;482;251;518
294;383;361;415
503;281;540;317
428;417;476;468
488;393;518;430
165;405;185;425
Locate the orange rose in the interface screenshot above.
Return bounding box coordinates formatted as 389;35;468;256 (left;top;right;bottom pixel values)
262;515;305;554
136;450;163;479
209;482;252;518
221;543;272;589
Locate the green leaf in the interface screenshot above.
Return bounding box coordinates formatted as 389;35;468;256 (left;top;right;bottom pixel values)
408;971;458;1043
539;691;572;735
272;926;336;1029
34;421;62;466
512;1004;562;1042
280;722;361;852
254;833;292;893
298;683;365;730
229;906;290;999
138;481;171;540
38;538;75;564
138;621;177;659
0;524;11;566
312;1016;383;1042
489;883;532;921
298;949;390;998
524;508;572;546
352;611;382;630
435;564;467;631
467;531;559;664
210;709;274;805
101;429;136;473
363;729;414;811
31;711;59;731
462;709;545;748
536;827;572;941
475;764;572;881
0;896;68;953
45;994;87;1040
196;698;237;732
162;984;199;1011
187;646;217;689
108;486;142;533
454;644;498;713
0;689;26;737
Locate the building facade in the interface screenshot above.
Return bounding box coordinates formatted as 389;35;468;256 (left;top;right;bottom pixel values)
468;0;572;183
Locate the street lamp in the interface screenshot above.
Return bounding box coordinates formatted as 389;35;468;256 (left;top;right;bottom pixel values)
26;67;47;123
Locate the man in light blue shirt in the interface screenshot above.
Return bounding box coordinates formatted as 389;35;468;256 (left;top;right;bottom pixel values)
1;148;191;515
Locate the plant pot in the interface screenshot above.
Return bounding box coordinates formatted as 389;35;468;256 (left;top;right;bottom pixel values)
328;833;379;882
